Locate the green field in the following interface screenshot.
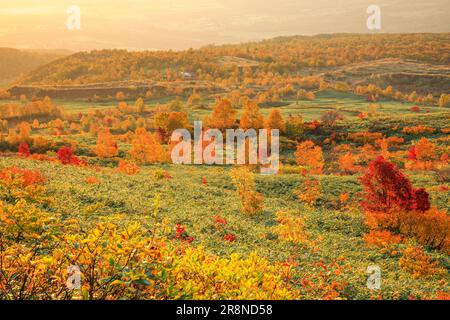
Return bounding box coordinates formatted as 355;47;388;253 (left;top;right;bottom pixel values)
1;88;449;300
2;89;444;122
1;155;448;300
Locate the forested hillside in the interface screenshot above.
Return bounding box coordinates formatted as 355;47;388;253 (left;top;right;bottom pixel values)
16;33;450;86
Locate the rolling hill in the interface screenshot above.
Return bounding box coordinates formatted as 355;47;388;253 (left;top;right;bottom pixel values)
0;48;70;86
5;33;450;99
320;58;450;95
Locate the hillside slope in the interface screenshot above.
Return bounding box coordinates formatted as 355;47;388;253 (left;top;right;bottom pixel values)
15;33;450;86
320;58;450;95
0;48;70;86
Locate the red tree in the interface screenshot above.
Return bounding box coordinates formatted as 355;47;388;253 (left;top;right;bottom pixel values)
412;188;431;212
18;142;30;157
57;146;81;165
360;156;430;213
407;146;417;160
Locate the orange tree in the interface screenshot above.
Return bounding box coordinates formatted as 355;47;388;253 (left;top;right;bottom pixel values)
295;140;324;175
240;100;264;129
130;128;166;164
265;109;285;133
205;99;236;130
94;128;118;158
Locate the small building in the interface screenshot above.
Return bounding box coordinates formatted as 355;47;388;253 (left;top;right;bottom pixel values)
180;72;195;80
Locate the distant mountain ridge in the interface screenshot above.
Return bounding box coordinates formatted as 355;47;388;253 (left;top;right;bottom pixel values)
12;33;449;87
4;33;449;100
0;48;71;86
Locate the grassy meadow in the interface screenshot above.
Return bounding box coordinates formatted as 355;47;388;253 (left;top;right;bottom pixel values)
0;89;449;300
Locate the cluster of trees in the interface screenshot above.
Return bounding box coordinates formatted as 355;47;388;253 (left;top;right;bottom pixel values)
0;97;62;122
1;86;446;177
90;98;303;164
361;156;448;251
291;129;447;176
354;84;443;106
204;99;293;135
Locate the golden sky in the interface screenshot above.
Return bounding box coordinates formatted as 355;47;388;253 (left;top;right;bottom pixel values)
0;0;449;51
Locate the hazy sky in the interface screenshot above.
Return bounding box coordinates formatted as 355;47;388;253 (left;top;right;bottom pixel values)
0;0;449;51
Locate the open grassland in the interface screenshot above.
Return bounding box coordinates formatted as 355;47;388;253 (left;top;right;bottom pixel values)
1;89;445;121
0;155;448;300
0;92;448;299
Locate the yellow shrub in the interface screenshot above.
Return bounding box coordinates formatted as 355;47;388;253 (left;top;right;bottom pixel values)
60;222;170;300
273;211;308;244
294;178;322;207
117;160;139;175
170;247;295;299
365;208;449;252
399;247;446;278
230;167;263;216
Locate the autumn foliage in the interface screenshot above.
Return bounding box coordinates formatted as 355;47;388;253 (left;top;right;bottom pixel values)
0;172;295;300
239;100;264;129
361;156;430;213
57;147;83;166
205;99;236;130
364;230;402;248
295;178;322;206
0;32;448;300
265;109;285;133
130;128;166;164
273;211;308;244
17;142;30;157
95;129;118;158
117;160;139;175
399;247;446;278
230;167;263;216
361;157;448;251
405;138;441;171
295;141;324;175
0;167;44;188
338;152;361;174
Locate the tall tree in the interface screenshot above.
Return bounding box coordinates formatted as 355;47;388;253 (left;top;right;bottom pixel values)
240;100;264;129
95;128;118;158
130;128;166;164
295;140;324;175
206;99;236;130
265;109;285;133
